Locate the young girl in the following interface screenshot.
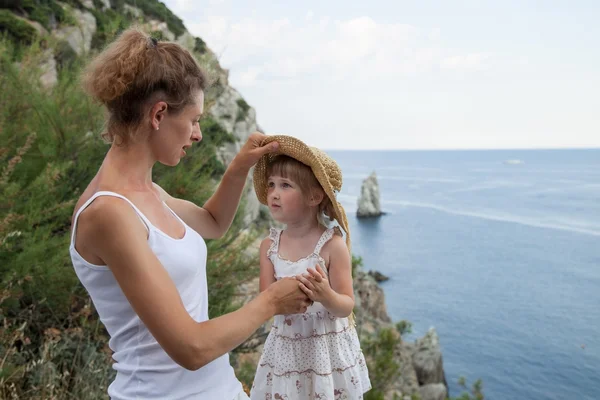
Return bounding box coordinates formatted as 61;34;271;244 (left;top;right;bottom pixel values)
250;136;371;400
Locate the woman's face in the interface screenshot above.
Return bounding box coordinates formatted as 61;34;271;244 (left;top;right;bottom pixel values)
151;90;204;166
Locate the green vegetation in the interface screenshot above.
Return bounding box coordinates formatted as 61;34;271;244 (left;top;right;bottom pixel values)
22;0;75;30
0;10;38;45
0;22;249;396
194;36;207;54
122;0;186;37
89;6;130;50
352;254;363;278
363;327;402;400
453;377;484;400
396;320;412;336
236;98;250;122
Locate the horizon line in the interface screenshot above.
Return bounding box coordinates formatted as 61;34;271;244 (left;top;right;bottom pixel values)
323;146;600;152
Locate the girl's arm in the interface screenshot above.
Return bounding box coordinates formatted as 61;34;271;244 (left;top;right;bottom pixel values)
298;235;355;317
259;237;277;292
155;133;279;240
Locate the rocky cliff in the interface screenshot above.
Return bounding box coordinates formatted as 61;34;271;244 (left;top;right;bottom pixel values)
1;0;264;224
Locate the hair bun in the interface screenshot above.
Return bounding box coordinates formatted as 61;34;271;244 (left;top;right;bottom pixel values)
82;28;151;104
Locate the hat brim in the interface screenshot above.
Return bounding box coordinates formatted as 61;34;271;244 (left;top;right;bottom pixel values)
252;135;350;249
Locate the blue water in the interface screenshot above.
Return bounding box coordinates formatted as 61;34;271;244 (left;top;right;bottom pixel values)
328;149;600;400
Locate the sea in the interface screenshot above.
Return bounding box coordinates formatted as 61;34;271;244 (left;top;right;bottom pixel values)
327;149;600;400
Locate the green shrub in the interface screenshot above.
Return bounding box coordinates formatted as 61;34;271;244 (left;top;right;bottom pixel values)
236;98;250;122
123;0;186;37
395;320;412;336
89;6;130;49
451;377;484;400
0;32;250;398
351;254;363;278
0;10;38;45
194;36;207;54
363;328;401;400
19;0;77;30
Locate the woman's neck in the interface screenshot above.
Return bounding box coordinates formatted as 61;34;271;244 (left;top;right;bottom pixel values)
98;142;155;192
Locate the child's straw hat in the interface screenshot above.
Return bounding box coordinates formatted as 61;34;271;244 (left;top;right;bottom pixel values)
253;135;351;251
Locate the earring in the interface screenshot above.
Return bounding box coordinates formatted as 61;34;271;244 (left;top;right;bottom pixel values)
156;126;159;131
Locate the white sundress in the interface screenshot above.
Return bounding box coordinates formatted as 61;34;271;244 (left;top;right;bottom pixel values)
251;228;371;400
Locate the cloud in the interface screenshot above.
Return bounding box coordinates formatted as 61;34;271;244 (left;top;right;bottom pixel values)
185;14;497;87
441;52;494;70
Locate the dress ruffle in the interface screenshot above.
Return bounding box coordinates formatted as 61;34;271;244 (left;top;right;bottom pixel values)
271;309;351;339
252;320;371;400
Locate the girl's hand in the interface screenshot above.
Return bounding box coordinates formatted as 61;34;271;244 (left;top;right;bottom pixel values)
296;264;333;304
231;132;279;173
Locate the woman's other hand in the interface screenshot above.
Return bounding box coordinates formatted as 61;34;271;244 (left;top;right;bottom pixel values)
264;277;311;315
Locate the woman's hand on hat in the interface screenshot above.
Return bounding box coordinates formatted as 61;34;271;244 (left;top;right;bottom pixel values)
296;265;333;304
231;132;279;173
264;277;312;315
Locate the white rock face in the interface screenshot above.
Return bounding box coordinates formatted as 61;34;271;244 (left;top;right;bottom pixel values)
39;49;58;89
99;0;111;10
357;172;383;217
123;4;143;18
145;19;175;41
176;31;196;51
53;7;97;56
418;383;447;400
209;85;262;225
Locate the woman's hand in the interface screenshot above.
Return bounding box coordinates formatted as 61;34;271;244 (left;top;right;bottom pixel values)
231;132;279;173
264;277;312;315
296;264;333;304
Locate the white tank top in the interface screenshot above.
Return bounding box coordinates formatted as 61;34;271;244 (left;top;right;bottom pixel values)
69;191;242;400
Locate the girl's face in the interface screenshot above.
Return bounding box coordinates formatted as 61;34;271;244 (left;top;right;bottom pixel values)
150;90;204;166
267;175;314;224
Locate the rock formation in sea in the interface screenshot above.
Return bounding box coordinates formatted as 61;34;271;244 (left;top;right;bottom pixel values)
357;171;384;218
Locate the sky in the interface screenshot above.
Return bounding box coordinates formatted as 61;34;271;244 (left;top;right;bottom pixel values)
163;0;599;150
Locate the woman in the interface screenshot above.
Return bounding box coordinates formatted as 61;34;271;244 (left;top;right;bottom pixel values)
69;28;310;400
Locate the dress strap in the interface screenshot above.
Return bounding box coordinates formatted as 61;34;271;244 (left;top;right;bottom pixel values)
313;226;343;256
70;191;152;246
266;228;282;258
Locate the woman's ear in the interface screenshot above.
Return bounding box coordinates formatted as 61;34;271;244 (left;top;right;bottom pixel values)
150;101;168;130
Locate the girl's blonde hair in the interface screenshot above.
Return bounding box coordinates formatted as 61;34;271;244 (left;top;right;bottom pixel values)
82;27;207;145
267;155;336;226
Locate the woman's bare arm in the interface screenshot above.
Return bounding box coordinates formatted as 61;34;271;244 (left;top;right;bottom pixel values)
76;197;308;370
153;133;278;240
